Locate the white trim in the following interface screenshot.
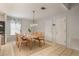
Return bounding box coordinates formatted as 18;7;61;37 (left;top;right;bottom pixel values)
60;3;69;10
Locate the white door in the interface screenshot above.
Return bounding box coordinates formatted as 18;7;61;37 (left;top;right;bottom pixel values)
55;16;67;46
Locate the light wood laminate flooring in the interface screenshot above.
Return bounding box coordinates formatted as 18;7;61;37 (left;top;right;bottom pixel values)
0;41;79;56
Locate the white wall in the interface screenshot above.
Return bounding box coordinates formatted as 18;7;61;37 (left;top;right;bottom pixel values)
6;17;32;43
67;13;79;50
21;19;33;34
0;11;33;43
0;13;5;21
34;17;54;42
34;8;79;51
54;11;79;50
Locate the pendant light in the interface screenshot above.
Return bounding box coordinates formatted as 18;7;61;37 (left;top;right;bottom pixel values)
30;10;38;27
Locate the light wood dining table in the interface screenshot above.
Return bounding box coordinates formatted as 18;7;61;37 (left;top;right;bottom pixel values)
21;33;39;49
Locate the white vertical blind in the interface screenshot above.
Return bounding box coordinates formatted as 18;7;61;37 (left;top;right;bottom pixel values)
10;18;21;35
7;16;21;35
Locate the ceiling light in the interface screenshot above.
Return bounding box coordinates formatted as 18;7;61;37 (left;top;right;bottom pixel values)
41;7;46;10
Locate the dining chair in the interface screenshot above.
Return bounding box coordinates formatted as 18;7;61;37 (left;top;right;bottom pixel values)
16;33;32;49
16;33;20;48
33;32;45;47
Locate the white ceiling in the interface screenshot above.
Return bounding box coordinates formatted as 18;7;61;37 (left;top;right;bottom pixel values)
0;3;79;20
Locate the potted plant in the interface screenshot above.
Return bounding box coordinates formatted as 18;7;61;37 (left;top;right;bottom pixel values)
28;28;31;32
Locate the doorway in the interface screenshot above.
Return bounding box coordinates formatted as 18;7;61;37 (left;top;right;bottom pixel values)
53;16;67;46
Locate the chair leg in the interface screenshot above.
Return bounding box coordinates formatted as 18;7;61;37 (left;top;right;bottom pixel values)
39;40;41;47
43;40;45;45
17;43;19;48
16;42;19;48
34;40;36;45
29;41;32;50
17;42;21;51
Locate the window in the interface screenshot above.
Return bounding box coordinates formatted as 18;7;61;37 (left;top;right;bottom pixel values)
10;19;21;35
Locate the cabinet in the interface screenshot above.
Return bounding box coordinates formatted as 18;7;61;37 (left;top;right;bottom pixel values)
0;21;5;45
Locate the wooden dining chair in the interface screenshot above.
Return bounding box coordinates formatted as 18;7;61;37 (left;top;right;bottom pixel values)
16;33;32;49
16;33;20;48
38;33;45;46
33;32;45;47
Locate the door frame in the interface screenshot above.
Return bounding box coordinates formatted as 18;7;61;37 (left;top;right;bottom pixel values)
53;16;67;47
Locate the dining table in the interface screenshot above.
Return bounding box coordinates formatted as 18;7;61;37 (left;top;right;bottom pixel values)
21;33;39;49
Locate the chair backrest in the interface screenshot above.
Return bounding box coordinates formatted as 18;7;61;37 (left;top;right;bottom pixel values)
16;33;19;41
38;32;44;38
32;32;44;38
16;33;22;41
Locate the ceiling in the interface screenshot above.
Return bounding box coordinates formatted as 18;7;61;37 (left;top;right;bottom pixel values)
0;3;79;20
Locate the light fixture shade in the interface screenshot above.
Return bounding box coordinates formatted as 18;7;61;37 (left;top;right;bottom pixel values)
30;10;38;27
30;24;38;27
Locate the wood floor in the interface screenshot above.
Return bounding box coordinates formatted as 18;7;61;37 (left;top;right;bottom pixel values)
0;41;79;56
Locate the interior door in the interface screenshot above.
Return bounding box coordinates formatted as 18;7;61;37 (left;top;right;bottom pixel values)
55;16;66;46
